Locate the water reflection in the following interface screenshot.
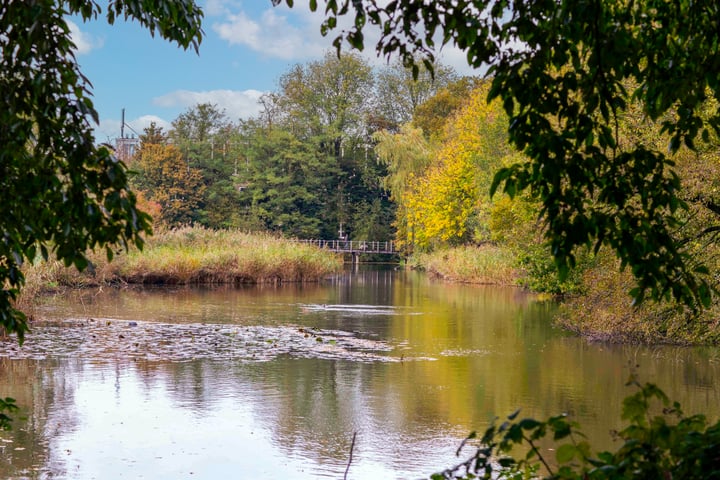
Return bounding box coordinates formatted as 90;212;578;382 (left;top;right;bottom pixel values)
0;269;718;479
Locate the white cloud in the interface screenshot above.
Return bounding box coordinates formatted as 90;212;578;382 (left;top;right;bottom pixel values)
152;89;266;120
129;115;173;134
209;3;485;75
212;8;327;60
203;0;245;17
68;20;103;55
204;0;228;16
437;46;484;77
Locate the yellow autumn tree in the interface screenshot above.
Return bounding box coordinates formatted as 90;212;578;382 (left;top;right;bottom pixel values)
402;80;516;251
374;124;433;253
133;144;206;227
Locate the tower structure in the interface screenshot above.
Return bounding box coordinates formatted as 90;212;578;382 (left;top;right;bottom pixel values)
114;108;139;162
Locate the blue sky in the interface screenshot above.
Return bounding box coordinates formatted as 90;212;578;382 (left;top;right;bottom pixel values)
69;0;477;143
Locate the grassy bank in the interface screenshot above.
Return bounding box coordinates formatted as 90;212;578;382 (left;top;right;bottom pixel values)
19;227;342;305
410;245;720;345
410;244;520;286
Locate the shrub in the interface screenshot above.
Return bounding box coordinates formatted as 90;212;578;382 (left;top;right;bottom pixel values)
557;252;720;345
516;243;589;296
432;376;720;479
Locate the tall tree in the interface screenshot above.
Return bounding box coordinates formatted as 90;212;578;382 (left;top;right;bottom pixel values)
412;76;481;140
277;50;374;156
236;124;339;238
268;51;393;241
376;81;512;252
169;104;243;228
133;143;206;226
373;58;458;131
170;103;227;143
276;0;720;308
404;82;511;250
373;124;433;253
138;122;168;146
0;0;202;339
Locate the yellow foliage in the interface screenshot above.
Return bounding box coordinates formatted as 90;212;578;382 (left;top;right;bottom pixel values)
401;80;517;251
133;144;206;226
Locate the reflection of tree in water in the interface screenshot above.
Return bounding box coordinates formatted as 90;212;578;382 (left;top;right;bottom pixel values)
1;273;719;478
251;359;358;461
146;359;374;466
34;283;331;326
157;357;461;472
162;360;225;414
0;358;84;479
226;357;483;474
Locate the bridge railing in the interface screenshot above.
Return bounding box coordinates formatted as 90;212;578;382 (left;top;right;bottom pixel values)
296;239;397;255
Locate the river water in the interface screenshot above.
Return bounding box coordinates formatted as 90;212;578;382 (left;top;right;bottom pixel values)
0;269;718;479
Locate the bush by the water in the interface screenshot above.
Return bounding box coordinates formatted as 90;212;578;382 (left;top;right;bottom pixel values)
557;253;720;345
408;242;588;296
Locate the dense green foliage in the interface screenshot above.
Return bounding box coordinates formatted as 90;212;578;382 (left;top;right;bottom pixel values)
0;0;202;339
277;0;720;310
129;53;456;244
432;377;720;479
237;127;337;237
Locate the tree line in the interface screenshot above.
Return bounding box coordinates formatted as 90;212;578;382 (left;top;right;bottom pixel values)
129;52;459;243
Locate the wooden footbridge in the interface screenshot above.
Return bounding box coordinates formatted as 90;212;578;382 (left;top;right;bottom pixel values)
296;239;398;262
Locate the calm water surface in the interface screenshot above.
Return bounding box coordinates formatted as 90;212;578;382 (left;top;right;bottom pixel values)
1;269;719;479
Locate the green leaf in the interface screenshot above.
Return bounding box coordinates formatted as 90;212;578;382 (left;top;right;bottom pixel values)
518;418;541;430
556;444;577;463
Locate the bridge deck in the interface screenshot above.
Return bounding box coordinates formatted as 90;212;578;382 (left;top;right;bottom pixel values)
296;239;397;255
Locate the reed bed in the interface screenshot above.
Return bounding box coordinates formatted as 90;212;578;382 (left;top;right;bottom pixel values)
412;244;520;286
19;227;342;299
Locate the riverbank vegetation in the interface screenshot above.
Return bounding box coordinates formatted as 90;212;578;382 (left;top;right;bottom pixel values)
410;246;518;287
17;228;341;309
16;48;717;345
374;77;720;345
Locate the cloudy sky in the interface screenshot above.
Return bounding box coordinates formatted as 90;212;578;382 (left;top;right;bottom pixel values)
70;0;479;143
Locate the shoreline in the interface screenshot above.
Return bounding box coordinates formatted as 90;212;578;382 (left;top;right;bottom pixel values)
18;227;343;310
19;232;719;347
410;246;720;347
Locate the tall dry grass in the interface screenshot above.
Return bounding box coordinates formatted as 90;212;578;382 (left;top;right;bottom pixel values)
18;227;342;302
116;227;341;284
411;244;520;286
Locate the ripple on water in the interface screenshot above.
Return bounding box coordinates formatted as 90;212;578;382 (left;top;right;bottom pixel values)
0;319;410;363
299;303;422;316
